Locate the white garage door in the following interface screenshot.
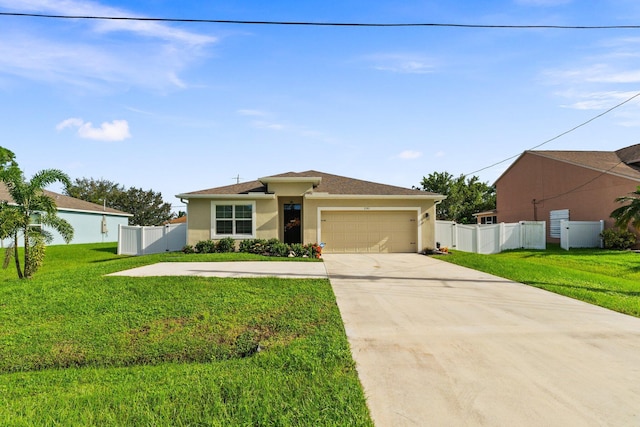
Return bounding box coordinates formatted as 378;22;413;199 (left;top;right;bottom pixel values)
320;211;417;253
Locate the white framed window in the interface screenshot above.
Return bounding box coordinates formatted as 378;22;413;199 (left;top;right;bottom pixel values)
212;202;256;238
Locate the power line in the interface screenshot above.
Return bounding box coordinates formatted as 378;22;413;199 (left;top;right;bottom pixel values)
535;160;624;204
3;12;640;29
465;90;640;177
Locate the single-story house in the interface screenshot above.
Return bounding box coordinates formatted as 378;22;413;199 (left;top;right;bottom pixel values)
494;143;640;242
176;170;445;253
0;184;132;246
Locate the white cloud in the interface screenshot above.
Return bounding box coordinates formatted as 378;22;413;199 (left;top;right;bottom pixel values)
398;150;423;159
0;0;217;90
57;118;131;141
557;91;640;110
363;53;437;74
435;150;446;158
237;109;268;117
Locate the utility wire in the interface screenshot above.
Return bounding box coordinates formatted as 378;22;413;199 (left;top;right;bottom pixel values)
465;90;640;177
535;160;624;203
3;12;640;29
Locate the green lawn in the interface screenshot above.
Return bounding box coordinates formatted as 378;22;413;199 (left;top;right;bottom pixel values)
439;245;640;317
0;243;372;426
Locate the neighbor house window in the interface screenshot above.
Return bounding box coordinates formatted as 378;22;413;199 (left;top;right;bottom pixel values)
213;203;254;237
29;213;42;229
480;216;497;225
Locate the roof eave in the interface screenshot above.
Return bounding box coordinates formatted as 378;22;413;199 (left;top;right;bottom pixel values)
259;176;322;186
176;193;276;200
304;193;446;200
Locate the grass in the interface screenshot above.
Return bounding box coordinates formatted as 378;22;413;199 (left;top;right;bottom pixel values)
438;244;640;317
0;243;372;426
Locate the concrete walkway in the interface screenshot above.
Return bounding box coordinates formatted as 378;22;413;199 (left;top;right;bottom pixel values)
322;253;640;427
108;261;328;279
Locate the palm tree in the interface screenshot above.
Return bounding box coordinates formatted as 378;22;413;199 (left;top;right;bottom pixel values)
0;164;74;279
611;186;640;230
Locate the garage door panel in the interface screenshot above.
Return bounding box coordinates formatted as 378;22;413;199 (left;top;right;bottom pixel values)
321;211;417;254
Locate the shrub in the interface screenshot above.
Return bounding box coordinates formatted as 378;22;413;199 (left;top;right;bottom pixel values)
195;239;217;254
305;243;323;259
289;243;306;257
239;239;268;255
601;228;637;250
268;240;290;257
182;245;195;254
217;237;236;253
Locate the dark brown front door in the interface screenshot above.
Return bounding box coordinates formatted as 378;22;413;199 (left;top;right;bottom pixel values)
284;204;301;244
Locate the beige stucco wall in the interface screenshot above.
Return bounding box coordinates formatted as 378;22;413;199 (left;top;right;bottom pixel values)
302;197;437;251
186;197;279;245
266;182;313;196
186;194;438;252
497;153;639;242
186;199;212;244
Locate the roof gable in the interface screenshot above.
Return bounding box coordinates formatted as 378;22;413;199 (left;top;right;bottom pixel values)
497;144;640;184
178;170;441;197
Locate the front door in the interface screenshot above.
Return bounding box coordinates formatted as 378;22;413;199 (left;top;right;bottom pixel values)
284;204;302;244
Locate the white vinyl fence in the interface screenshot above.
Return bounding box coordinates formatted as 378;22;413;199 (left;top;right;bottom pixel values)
435;221;546;254
117;223;187;256
560;220;604;250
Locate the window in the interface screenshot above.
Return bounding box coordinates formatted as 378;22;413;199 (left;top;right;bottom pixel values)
214;203;254;237
480;216;497;225
29;213;43;229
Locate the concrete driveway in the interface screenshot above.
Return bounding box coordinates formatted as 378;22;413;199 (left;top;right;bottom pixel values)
322;253;640;427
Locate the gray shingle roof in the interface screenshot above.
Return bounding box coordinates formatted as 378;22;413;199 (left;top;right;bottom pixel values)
180;170;438;197
0;183;131;216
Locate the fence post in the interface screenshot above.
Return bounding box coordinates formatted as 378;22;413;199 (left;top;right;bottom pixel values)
475;225;480;254
453;223;458;249
499;222;505;252
117;224;122;255
599;220;604;249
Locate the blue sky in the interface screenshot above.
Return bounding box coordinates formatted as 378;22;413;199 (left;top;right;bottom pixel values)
2;0;640;211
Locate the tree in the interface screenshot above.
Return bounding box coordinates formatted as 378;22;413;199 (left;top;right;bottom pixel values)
111;187;174;226
65;177;124;206
418;171;496;224
611;186;640;230
0;159;74;279
64;178;174;226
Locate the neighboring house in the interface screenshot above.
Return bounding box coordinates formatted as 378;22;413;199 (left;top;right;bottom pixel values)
495;143;640;242
176;170;445;253
166;216;187;224
0;184;132;246
473;210;498;224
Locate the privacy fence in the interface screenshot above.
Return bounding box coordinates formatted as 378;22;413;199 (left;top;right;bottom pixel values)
117;223;187;256
435;221;546;254
560;220;604;250
436;219;605;254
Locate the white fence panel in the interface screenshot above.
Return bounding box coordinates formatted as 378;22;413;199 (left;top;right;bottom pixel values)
521;221;546;250
456;224;477;253
118;226;142;255
478;224;501;254
502;223;522;250
118;223;187;256
435;220;456;249
435;220;546;254
560;220;604;250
